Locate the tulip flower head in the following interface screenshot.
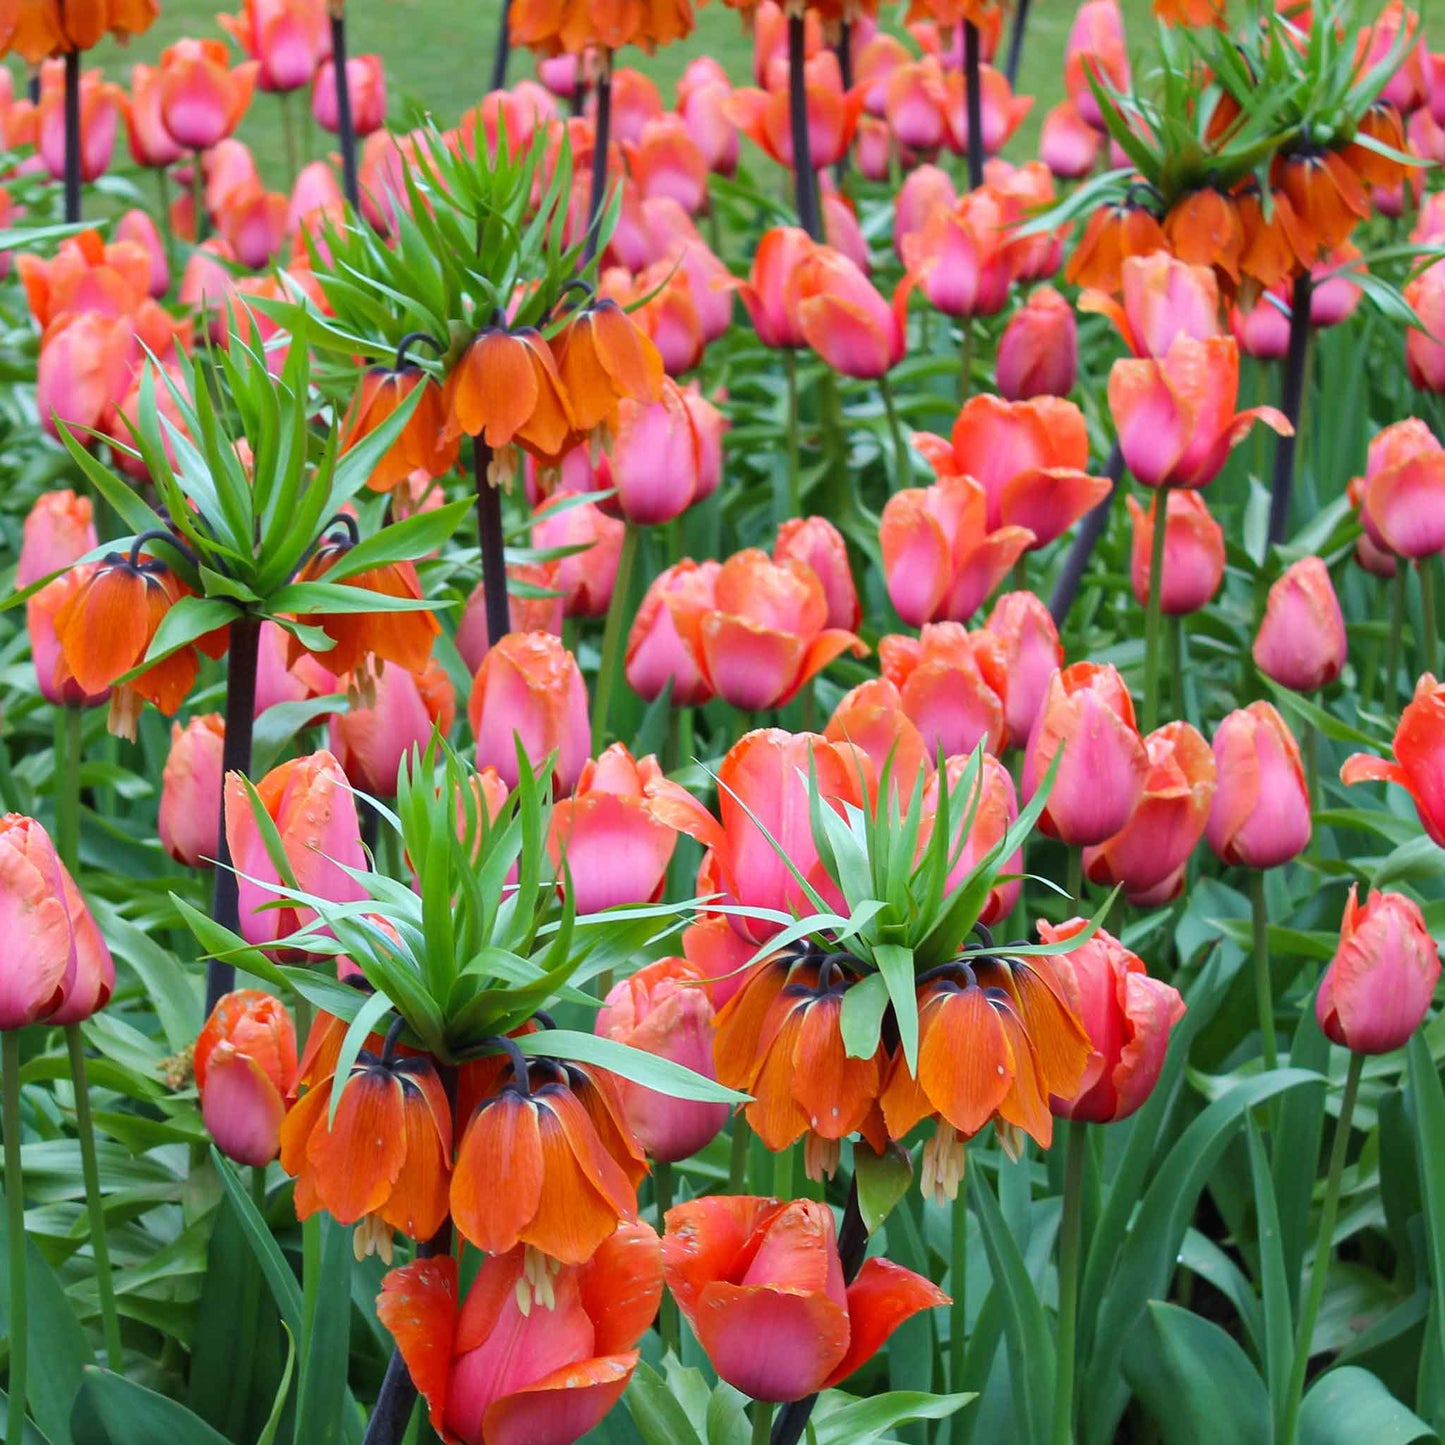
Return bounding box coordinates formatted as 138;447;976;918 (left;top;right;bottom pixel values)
1081;249;1222;359
195;990;298;1166
1342;673;1445;847
1206;701;1312;868
1316;886;1440;1055
878;623;1009;760
1351;416;1445;559
1126;491;1225;615
662;1197;947;1402
1252;556;1348;693
984;590;1065;748
157;39;258;153
997;287;1078;401
17;489;97;590
378;1221;662;1445
217;0;331;93
160;715;225;867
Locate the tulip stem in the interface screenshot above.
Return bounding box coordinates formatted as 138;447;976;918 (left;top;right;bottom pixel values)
190;152;208;244
879;375;910;492
591;523;639;750
728;1111;752;1193
1251;869;1278;1074
949;1187;967;1395
787;13;821;241
474;439;510;649
328;9;361;209
963;21;985;191
55;704;82;876
3;1032;27;1444
1280;1051;1363;1445
1267;272;1313;549
655;1160;681;1355
207;615;262;1014
63;48;82;224
960;321;974;407
1385;566;1407;708
1003;0;1032;86
784;348;802;521
752;1400;774;1445
1052;1119;1087;1445
65;1025;123;1371
1419;557;1439;680
582;51;614;264
279;90;299;187
1141;488;1169;734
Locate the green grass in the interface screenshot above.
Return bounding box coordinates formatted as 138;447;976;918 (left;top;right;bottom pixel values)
25;0;1157;190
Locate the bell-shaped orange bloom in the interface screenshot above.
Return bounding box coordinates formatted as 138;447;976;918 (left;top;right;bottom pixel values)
1235;185;1314;292
550;297;664;433
881;474;1034;626
52;552;203;740
1064;202;1168;293
289;536;440;681
663;1196;947;1403
1163;187;1244;285
1274;149;1371;257
712;952;887;1180
378;1221;662;1445
451;1054;644;1266
340;366;459;493
509;0;695;57
280;1044;453;1261
1342;673;1445;848
2;0;158;63
442;326;576;472
914;394;1109;549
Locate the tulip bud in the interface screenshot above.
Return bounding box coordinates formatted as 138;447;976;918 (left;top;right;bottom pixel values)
1126;491;1225;616
467;632;590;793
18;490;97;589
997;287;1078;401
1316;886;1440;1055
329;659;455;799
1252;556;1348;693
599;381;701;526
596;958;728;1160
773;516;861;632
1206;702;1311;869
160;715;225;868
1023;662;1148;846
532;490;625;619
984;591;1064;748
195;990;298;1166
1040;918;1185;1123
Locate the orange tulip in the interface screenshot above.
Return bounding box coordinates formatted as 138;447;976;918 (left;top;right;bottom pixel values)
1342;673;1445;848
736;225;814;349
1080;249;1221;360
624;558;719;706
340;366;460;494
157;39;258;152
792;243;906;380
773;515;860;632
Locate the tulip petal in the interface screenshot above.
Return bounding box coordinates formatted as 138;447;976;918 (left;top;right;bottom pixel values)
699;613;808;711
200;1044;285;1167
579;1219;665;1354
483;1353;638;1445
376;1257;459;1438
693;1282;850;1402
823;1258;950;1389
999;468;1113;550
661;1195;784;1321
1107;357;1191;489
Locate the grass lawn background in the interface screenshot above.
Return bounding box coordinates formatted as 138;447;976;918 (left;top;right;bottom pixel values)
10;0;1156;192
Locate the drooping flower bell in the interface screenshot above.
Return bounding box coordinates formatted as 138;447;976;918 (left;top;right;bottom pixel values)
549;296;665;436
340;362;460;494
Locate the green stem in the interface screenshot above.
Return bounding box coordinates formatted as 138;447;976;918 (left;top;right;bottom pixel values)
279;89;299;185
4;1031;28;1445
772;1142;794;1201
190;151;206;243
154;167;174;262
1385;566;1407;707
960;322;974;407
55;705;81;875
752;1399;774;1445
1304;719;1319;817
879;374;910;492
1169;613;1187;725
66;1025;122;1371
949;1189;968;1395
1279;1052;1363;1445
590;522;639;749
1052;1120;1087;1445
784;349;801;520
1420;557;1438;680
1251;870;1278;1073
655;1160;680;1355
728;1112;753;1193
1141;490;1169;733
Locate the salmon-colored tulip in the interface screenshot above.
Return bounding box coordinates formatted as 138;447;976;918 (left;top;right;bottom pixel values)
378;1222;661;1445
597;958;727;1160
115;208;169;298
625;114;708;211
1355;420;1445;559
1111;335;1292;489
881;474;1034;627
0;816;78;1030
943;63;1031;157
773;516;860;632
921;752;1022;924
902;186;1015;320
157;39;258;152
625;559;718;707
793;244;905;380
313;54;387;136
1041;918;1185;1123
1342;673;1445;846
825;679;931;798
224;750;368;949
329;659;455;799
727;51;862;170
1041;99;1103;179
1206;702;1312;868
548;745;677;913
217;0;330;93
34;310;137;441
984;590;1064;748
678;58;738;174
1127;491;1225;615
16;228;151;330
195;990;297;1165
1083;722;1216;905
17;490;96;590
1405;261;1445;394
880;623;1009;759
737;226;813;349
37;69;122;183
913;395;1109;548
663;1197;946;1402
467;631;590;793
1023;662;1148;846
532;490;625;619
1316;886;1440;1055
1253;557;1348;693
997;287;1078;401
1065;0;1130;128
1081;250;1221;359
597;380;701;526
894;163;956;259
127;62;185;168
160;715;225;868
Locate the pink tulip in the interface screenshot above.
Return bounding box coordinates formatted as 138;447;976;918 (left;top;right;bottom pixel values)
793;243;905;379
532;490;626;619
128;63;185;168
981;591;1064;748
195;990;298;1166
1040;99;1102;179
997;287;1078;401
825;679;931;798
34;311;136;441
737;226;812;349
597;957;728;1159
1206;702;1311;869
466;632;590;793
252;619;336;718
157;39;258;153
160;715;225;868
1231;294;1291;360
822;190;870;274
901;187;1015;320
1024;662;1148;846
625;560;719;707
1082;250;1220;359
1065;0;1129;128
627;115;708;212
224;750;368;949
313;54;388;137
880;623;1008;759
18;490;96;590
893;164;956;259
218;0;331;93
1040;918;1185;1123
1252;557;1348;693
455;563;564;675
1356;420;1445;560
114;209;169;298
1126;491;1225;616
598;380;701;526
1316;886;1440;1055
39;71;122;183
678;383;727;501
1404;261;1445;392
773;516;860;632
329;659;456;798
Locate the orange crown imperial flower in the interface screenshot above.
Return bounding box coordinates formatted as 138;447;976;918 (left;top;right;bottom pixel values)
340;349;460;494
549;296;664;435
